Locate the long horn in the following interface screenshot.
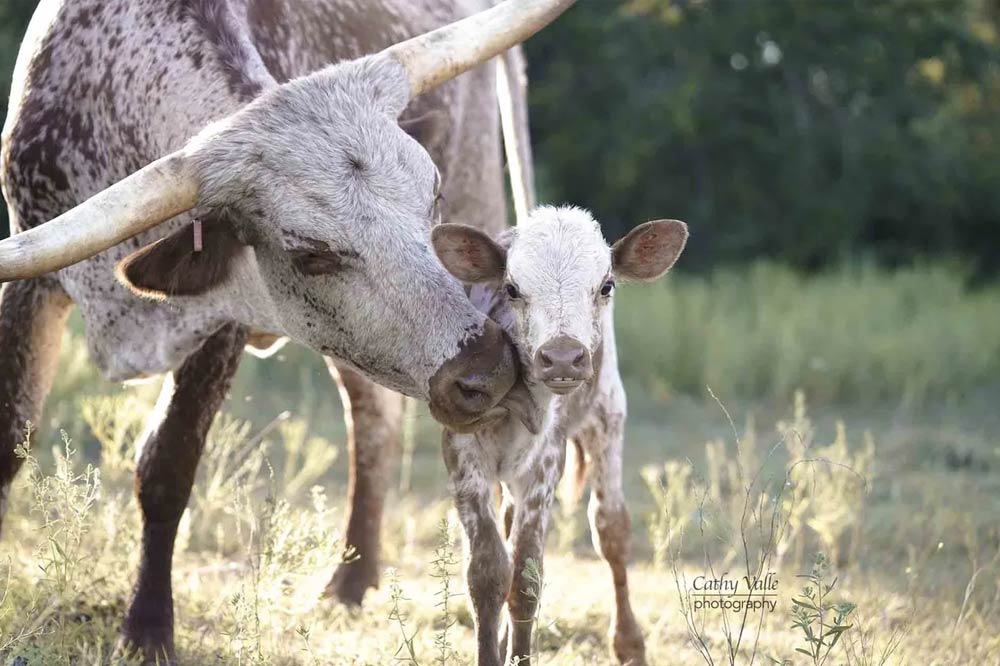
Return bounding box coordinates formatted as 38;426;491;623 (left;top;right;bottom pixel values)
497;45;536;225
383;0;576;99
0;151;198;281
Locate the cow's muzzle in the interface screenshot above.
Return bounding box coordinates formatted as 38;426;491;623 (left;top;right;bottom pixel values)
428;319;521;431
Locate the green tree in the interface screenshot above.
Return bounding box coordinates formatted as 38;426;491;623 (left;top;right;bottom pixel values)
3;0;1000;274
525;0;1000;273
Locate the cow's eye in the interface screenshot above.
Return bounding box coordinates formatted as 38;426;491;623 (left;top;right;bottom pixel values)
600;279;615;297
505;283;521;300
290;248;357;276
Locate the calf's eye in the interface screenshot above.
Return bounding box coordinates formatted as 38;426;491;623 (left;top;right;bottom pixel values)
505;283;521;300
600;280;616;297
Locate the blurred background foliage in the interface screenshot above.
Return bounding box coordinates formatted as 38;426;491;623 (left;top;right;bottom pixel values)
2;0;1000;413
3;0;1000;274
526;0;1000;273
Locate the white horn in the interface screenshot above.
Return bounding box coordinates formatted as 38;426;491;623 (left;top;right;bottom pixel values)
0;151;199;281
383;0;576;99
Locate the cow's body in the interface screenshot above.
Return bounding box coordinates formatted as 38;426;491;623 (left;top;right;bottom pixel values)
0;0;530;660
3;0;505;381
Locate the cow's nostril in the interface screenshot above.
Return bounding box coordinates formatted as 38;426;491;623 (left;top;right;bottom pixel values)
455;380;488;404
539;352;554;368
572;351;586;367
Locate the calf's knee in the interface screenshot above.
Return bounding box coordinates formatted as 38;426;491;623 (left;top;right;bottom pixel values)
590;499;633;563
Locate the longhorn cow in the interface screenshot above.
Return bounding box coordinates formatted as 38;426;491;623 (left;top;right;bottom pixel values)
0;0;572;660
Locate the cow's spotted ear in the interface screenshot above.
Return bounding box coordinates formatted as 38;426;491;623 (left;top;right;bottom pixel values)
116;216;246;300
612;219;688;282
432;224;507;283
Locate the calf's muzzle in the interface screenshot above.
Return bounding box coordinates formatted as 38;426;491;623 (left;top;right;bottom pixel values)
534;335;592;394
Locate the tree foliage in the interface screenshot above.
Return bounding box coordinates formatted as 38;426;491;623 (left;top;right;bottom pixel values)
525;0;1000;272
2;1;1000;272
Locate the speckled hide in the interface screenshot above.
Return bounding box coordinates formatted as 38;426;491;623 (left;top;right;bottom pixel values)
437;207;690;666
0;0;524;660
1;0;506;387
444;304;646;666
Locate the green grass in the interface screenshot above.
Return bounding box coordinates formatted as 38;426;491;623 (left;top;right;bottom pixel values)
3;262;1000;664
616;261;1000;406
40;262;1000;450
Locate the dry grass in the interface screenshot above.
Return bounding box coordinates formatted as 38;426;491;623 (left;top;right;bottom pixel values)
3;263;1000;665
1;386;998;665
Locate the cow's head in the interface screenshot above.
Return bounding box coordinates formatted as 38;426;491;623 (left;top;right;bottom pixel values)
433;206;688;394
0;0;577;432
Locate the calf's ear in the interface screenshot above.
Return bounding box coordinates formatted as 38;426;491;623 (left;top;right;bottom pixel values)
612;219;688;282
116;217;246;299
432;224;507;282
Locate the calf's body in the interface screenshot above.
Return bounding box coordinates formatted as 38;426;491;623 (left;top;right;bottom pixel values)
434;207;689;666
443;308;645;665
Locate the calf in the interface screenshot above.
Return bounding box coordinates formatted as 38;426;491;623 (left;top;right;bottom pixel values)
432;206;688;666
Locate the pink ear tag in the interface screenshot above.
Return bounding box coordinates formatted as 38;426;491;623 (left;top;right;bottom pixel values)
193;219;203;253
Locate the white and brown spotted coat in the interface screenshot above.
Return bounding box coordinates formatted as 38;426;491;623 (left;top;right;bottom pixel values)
0;1;527;661
438;207;689;666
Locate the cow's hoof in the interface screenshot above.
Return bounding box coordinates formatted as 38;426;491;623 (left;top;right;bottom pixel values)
324;558;379;606
121;619;175;665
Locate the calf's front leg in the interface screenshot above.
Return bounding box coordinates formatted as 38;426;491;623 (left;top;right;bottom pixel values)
505;442;565;666
443;436;510;666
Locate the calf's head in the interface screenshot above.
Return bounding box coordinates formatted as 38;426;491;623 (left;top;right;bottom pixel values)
0;0;578;432
433;206;688;395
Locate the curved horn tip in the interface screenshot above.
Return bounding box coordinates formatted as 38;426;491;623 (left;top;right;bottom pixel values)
386;0;577;99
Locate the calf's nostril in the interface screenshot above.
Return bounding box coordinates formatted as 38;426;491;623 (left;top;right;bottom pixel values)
572;350;586;367
539;352;554;368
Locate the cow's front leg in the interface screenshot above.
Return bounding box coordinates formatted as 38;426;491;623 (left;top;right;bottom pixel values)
578;414;647;666
443;435;510;666
505;442;564;666
0;279;72;533
122;324;247;664
325;362;403;605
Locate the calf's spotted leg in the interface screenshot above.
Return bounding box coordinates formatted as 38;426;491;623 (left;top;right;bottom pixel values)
505;440;565;666
443;434;510;666
578;412;647;666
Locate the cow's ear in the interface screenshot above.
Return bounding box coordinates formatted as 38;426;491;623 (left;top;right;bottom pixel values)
612;219;688;282
116;218;246;299
432;224;506;282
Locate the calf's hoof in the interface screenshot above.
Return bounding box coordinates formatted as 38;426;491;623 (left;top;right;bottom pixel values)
612;624;647;666
324;556;379;606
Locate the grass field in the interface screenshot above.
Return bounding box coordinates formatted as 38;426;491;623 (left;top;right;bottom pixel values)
2;262;999;665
